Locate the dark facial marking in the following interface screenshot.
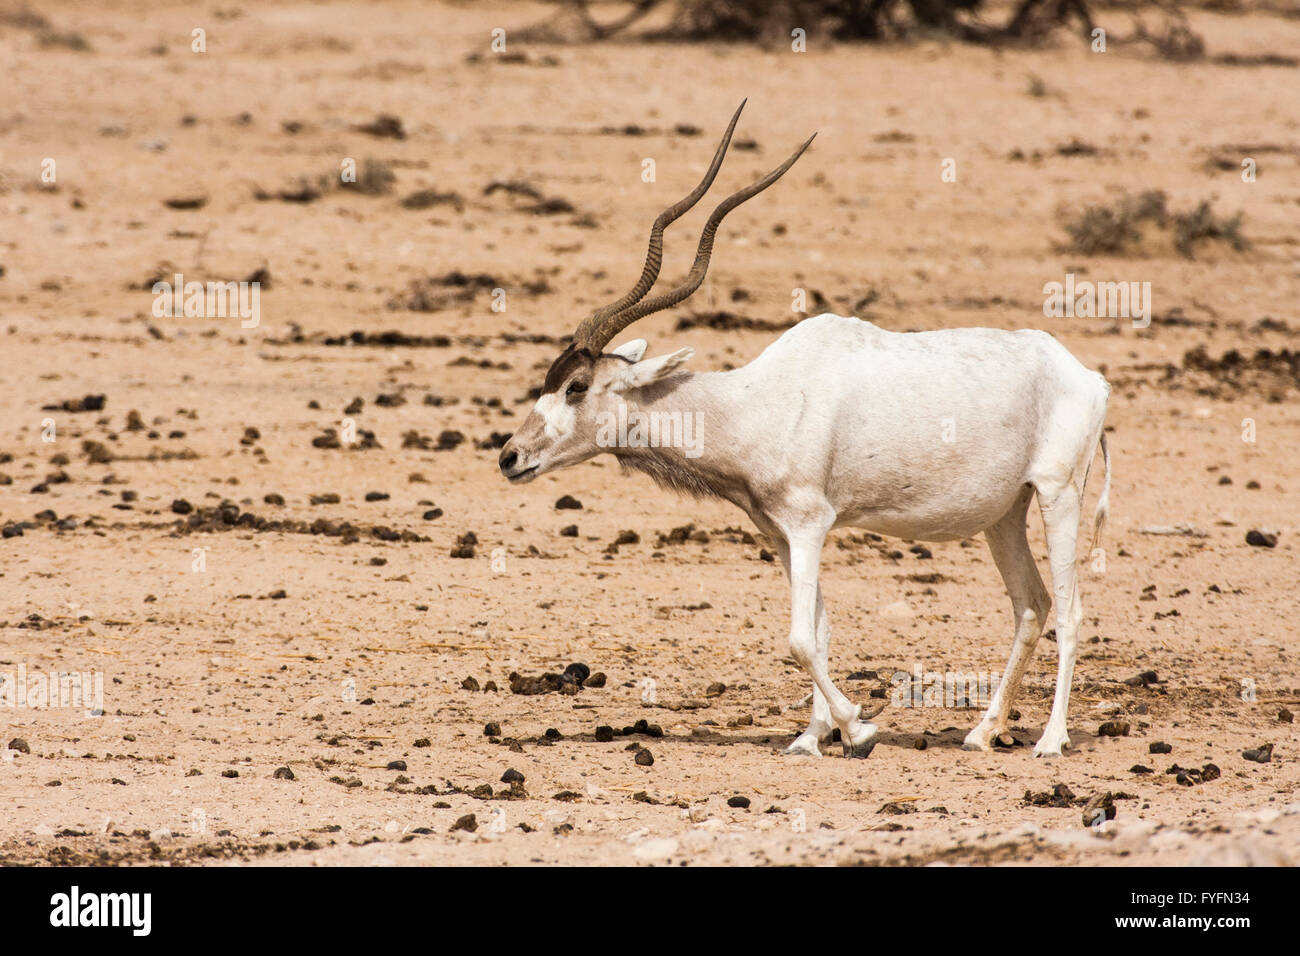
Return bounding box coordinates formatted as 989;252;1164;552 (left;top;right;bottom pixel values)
540;343;595;395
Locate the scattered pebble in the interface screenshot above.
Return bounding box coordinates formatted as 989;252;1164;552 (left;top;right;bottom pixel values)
1122;670;1159;687
450;532;477;558
1024;783;1075;807
1082;792;1117;827
1242;743;1274;763
1168;763;1220;786
1245;529;1278;548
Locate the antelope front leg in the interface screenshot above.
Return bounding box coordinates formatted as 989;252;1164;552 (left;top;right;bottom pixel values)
773;538;832;756
785;588;834;756
786;532;877;758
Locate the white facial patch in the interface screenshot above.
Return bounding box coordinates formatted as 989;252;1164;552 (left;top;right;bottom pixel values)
534;392;577;440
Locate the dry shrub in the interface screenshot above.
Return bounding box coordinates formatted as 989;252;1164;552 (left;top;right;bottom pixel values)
1062;191;1244;258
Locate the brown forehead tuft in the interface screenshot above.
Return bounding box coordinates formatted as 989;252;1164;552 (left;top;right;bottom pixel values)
540;343;595;395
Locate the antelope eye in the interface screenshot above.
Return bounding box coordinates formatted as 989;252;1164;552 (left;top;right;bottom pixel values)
566;380;588;397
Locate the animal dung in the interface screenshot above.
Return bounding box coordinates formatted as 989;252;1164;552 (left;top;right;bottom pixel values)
508;663;603;696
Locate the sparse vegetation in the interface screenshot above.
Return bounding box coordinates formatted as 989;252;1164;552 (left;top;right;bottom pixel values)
1062;191;1245;258
1171;200;1245;258
527;0;1102;43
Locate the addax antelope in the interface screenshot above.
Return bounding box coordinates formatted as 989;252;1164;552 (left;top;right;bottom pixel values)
499;102;1111;759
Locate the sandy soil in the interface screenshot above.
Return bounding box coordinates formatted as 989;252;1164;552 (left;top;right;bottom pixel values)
1;0;1298;866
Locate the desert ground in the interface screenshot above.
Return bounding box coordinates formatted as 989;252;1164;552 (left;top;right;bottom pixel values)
1;0;1298;866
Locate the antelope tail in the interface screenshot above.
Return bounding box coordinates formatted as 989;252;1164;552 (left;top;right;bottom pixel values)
1090;433;1111;552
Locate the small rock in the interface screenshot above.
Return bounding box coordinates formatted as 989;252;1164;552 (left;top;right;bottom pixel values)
1149;741;1172;754
563;662;591;684
1243;743;1274;763
450;813;477;833
555;495;582;510
1122;670;1159;687
1097;720;1130;738
273;766;295;780
501;768;525;784
7;738;31;754
634;748;655;766
1082;792;1116;827
727;795;751;809
1246;529;1278;548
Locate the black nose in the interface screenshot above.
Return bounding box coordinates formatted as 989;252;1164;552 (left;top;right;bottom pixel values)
499;448;518;473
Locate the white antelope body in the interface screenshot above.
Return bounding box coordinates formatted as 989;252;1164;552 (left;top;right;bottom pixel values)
499;103;1111;758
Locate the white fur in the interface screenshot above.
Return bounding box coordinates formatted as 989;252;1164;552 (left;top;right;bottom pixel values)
611;338;648;363
504;314;1111;758
612;347;694;393
534;392;576;440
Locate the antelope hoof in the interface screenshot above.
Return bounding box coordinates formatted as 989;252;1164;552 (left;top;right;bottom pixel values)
961;723;1001;752
784;732;822;757
1033;731;1070;758
841;721;878;759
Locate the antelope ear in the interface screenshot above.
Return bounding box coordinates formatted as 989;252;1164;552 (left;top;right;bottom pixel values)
610;338;648;363
611;347;694;393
